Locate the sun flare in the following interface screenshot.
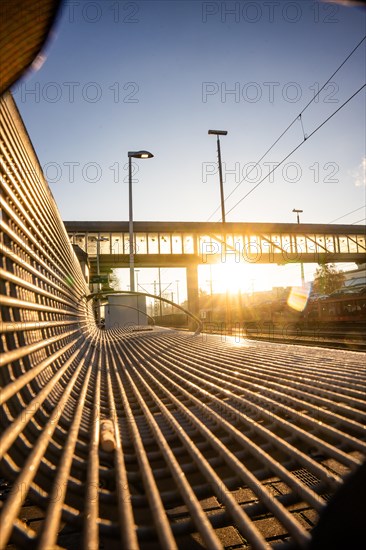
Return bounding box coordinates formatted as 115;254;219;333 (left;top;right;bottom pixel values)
200;261;310;296
203;263;273;295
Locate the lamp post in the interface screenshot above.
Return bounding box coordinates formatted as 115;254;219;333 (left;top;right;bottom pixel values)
135;269;140;326
95;235;109;326
158;267;162;317
206;268;214;322
128;150;154;292
292;208;302;225
175;280;180;305
209;130;229;330
208;130;228;222
135;269;140;292
96;235;109;279
292;208;305;286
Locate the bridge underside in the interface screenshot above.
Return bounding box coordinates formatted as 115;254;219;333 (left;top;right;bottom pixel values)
92;252;365;271
68;224;365;318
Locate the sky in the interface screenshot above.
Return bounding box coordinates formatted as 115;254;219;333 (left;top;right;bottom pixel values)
12;0;366;295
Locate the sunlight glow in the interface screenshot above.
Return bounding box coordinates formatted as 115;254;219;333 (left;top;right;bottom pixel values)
204;263;275;295
215;264;247;294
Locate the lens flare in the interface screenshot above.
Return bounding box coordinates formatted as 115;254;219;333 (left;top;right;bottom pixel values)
287;285;310;312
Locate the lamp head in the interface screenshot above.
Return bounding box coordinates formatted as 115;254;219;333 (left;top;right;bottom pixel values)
128;150;154;159
208;130;228;136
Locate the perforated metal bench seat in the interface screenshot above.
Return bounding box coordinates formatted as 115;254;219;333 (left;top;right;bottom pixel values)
1;92;366;550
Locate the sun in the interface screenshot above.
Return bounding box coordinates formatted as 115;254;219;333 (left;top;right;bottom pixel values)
200;263;265;295
215;263;246;294
200;261;301;295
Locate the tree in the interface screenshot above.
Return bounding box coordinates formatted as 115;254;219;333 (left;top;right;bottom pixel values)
312;263;345;295
108;269;121;291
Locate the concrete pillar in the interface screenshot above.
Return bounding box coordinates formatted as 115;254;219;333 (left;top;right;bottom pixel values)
186;264;199;328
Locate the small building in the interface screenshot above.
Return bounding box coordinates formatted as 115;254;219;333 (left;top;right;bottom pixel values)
343;263;366;288
105;295;148;330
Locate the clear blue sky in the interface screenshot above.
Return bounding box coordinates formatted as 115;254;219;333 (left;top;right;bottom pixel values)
12;0;366;295
13;0;365;226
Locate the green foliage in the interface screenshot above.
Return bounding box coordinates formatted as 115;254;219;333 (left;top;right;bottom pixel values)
312;263;345;295
108;270;120;291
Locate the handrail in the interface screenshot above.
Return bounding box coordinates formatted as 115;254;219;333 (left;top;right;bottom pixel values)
87;290;203;335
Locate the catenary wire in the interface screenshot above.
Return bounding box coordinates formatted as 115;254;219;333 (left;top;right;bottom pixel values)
207;35;366;221
329;205;366;223
224;83;366;217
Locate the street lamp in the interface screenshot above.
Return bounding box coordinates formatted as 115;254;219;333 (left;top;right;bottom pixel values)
208;130;228;223
135;269;140;291
95;235;109;326
175;279;180;305
135;269;140;326
209;130;228;331
96;235;109;279
292;208;303;225
128;150;154;292
292;208;305;286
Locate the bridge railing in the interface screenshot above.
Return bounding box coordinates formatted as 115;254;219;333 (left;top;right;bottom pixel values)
66;227;366;265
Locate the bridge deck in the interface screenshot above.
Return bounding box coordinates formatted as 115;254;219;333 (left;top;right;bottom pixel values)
65;221;366;267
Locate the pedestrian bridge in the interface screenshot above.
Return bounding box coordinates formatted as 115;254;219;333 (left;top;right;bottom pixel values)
65;220;366;269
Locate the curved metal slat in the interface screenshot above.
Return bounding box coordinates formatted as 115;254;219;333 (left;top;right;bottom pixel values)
0;91;365;550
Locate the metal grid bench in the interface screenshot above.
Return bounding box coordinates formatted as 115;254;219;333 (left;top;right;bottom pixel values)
1;92;366;549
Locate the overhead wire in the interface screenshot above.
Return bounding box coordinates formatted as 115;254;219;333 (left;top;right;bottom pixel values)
225;83;366;217
328;205;366;223
126;38;366;293
207;35;366;221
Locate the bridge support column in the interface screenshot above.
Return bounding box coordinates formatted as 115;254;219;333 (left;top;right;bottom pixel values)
186;264;199;329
